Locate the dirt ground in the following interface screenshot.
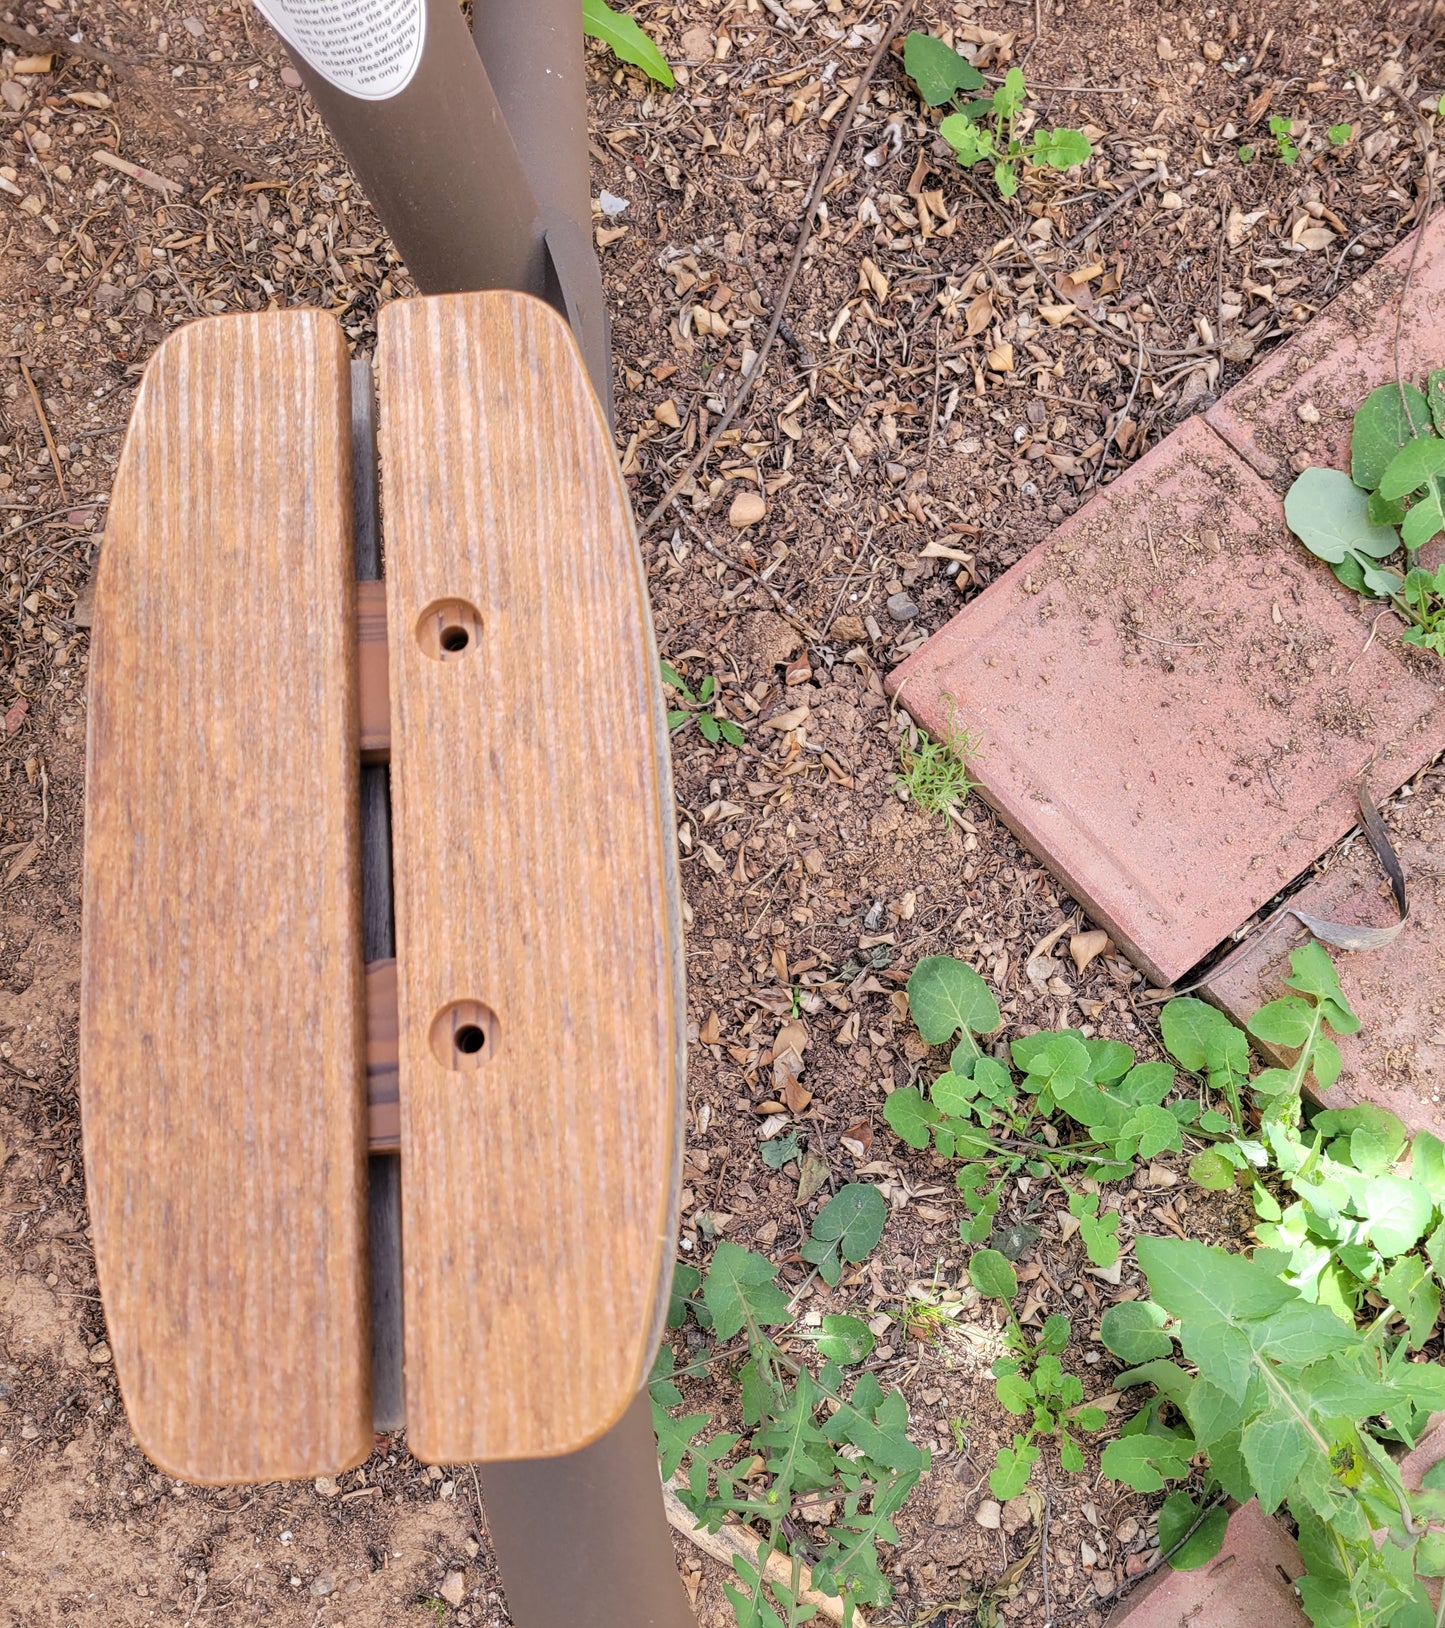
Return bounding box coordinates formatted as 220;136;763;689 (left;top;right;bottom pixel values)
0;1;1441;1624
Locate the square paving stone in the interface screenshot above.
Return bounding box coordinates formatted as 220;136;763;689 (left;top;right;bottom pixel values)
1104;1500;1306;1628
886;417;1445;987
1200;771;1445;1138
1205;214;1445;489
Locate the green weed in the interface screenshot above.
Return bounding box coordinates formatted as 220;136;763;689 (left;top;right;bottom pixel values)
893;719;980;821
661;660;746;746
902;33;1091;199
652;1198;926;1628
969;1248;1107;1496
583;0;672;87
877;938;1445;1625
1268;114;1300;164
1284;373;1445;655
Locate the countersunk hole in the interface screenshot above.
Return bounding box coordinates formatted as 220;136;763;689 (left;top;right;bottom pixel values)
428;1000;498;1071
416;598;484;662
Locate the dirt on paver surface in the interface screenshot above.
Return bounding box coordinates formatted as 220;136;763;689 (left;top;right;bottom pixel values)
0;3;1442;1625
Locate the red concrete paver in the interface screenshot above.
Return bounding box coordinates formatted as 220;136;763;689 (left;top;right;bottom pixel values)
1105;1500;1306;1628
1200;774;1445;1137
1205;213;1445;489
886;417;1445;987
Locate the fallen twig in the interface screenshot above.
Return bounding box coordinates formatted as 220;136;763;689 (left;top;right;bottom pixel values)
638;0;917;536
1064;172;1155;249
91;148;184;197
661;1476;868;1626
19;361;66;504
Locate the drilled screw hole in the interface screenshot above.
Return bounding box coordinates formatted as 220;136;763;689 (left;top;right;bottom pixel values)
416;598;483;662
428;1000;498;1071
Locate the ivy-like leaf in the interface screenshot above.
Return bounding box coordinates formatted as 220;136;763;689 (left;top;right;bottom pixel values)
883;1085;939;1150
1379;436;1445;502
1403;490;1445;553
668;1262;703;1329
1283;941;1360;1034
1351;383;1432;490
993;67;1028;119
902;31;984;105
1284;468;1400;564
969;1247;1019;1302
907;956;1002;1047
938;112;991;167
802;1183;888;1285
760;1130;801;1169
1158;1491;1229;1570
989;1438;1039;1499
1100;1301;1174;1364
1031;127;1092;169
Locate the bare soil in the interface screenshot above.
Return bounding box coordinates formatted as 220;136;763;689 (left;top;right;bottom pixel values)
0;1;1440;1624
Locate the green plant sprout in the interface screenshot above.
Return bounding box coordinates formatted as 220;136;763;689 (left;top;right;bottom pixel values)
901;33;1091;198
1328;122;1354;147
661;660;746;746
1268;114;1300;164
968;1247;1107;1497
653;1217;928;1628
892;714;981;821
583;0;673;88
1284;375;1445;658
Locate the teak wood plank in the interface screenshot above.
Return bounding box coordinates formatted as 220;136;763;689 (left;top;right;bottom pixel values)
377;292;684;1463
81;311;372;1483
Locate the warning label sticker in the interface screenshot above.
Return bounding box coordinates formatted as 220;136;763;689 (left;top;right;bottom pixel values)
252;0;425;101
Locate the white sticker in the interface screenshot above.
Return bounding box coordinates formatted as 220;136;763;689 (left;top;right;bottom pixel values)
252;0;426;101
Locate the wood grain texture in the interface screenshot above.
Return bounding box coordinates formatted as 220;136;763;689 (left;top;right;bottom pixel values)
356;579;390;762
366;958;400;1152
377;292;684;1463
81;311;372;1483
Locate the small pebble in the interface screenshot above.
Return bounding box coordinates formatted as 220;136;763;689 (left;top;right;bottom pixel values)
89;1342;111;1365
314;1476;339;1498
310;1573;335;1597
975;1499;1003;1530
886;592;919;623
440;1571;466;1608
728;490;766;529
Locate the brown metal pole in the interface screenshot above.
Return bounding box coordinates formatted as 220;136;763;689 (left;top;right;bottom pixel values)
478;1391;695;1628
272;0;549;301
471;0;613;420
255;9;689;1622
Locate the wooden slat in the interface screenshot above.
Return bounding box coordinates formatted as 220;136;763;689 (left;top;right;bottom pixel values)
377;292;684;1463
80;311;372;1483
